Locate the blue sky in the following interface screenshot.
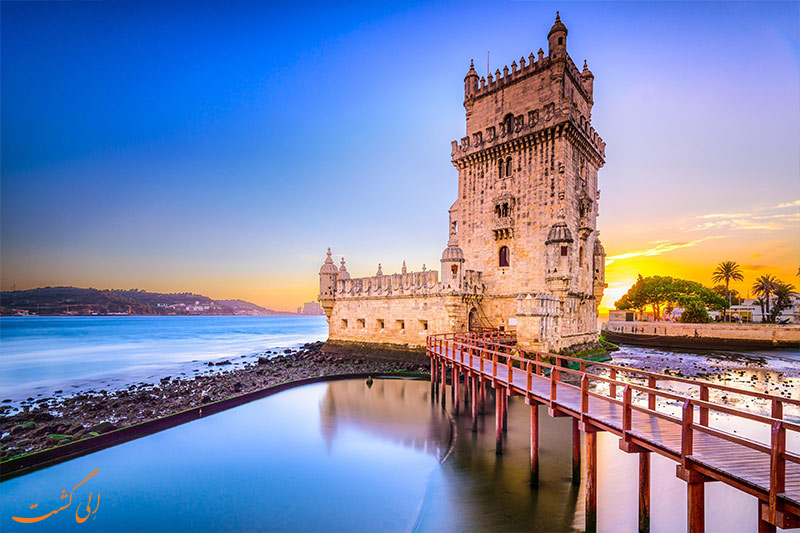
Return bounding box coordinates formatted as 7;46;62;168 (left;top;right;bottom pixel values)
2;1;798;310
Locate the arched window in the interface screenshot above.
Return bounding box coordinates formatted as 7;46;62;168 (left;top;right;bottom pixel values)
499;246;510;267
506;157;512;177
503;113;514;136
498;158;504;179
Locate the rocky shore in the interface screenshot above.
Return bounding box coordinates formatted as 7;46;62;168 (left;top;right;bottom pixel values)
0;342;428;462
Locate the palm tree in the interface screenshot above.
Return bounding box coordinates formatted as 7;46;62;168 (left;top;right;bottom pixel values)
770;282;796;322
752;274;778;322
712;261;744;321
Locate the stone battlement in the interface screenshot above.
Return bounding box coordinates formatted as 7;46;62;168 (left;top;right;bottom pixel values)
451;106;604;162
335;268;484;299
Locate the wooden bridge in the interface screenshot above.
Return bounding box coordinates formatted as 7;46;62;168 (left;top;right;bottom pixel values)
427;330;800;533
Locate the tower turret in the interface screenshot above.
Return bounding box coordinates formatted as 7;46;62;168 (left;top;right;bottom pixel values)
319;248;338;300
338;257;350;280
464;59;479;98
547;11;568;60
581;60;595;104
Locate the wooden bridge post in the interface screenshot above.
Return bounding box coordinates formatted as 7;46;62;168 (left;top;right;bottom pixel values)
450;362;456;404
639;452;650;533
530;400;539;486
441;360;446;408
471;374;479;432
585;428;598;532
502;388;508;432
480;377;486;414
464;370;470;409
572;418;581;484
609;367;617;399
648;376;656;411
495;386;503;455
454;364;460;416
680;399;706;533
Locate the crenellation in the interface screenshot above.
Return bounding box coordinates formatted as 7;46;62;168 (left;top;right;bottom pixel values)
319;13;606;352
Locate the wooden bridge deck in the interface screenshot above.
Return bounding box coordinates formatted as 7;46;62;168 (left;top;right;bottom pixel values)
428;332;800;532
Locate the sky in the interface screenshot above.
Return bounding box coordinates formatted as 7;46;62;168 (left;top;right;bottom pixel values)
2;0;798;312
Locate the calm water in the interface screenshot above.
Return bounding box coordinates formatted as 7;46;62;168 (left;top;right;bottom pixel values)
0;316;328;402
0;378;781;532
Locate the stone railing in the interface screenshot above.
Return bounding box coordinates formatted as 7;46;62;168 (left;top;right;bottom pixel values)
335;269;485;299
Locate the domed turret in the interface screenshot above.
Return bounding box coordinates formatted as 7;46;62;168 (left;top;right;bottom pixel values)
319;247;338;274
581;60;594;102
548;11;567;60
545;220;574;244
440;243;465;289
441;244;465;261
337;257;350;280
319;248;338;300
464;59;479;99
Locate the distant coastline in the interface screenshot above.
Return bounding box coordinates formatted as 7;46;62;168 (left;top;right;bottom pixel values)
0;286;314;317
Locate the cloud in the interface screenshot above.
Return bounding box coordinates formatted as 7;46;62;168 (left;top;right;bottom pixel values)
684;211;800;232
696;212;752;220
740;264;768;271
775;199;800;209
605;237;721;265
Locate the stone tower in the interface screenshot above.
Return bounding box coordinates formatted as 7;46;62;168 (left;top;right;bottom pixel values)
318;14;605;354
450;12;606;349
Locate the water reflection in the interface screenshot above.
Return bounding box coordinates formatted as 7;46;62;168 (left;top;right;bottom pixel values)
319;378;451;459
1;377;785;532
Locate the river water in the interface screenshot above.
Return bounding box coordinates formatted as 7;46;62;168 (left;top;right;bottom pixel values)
1;317;799;531
1;377;793;532
0;316;329;403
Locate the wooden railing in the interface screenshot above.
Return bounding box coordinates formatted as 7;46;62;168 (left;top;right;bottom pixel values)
426;331;800;525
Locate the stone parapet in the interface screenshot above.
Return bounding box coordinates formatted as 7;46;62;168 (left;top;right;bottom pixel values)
334;269;484;299
603;321;800;349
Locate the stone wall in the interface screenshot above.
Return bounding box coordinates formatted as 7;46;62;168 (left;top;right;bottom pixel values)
327;294;465;348
603;321;800;349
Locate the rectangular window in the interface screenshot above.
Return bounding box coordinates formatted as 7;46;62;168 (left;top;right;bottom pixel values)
357;319;365;329
377;319;384;330
560;246;568;257
420;320;428;331
396;320;405;331
341;319;348;329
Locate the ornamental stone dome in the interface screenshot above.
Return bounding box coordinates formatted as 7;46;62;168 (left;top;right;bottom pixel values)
441;244;465;261
337;258;350;280
548;11;567;38
545;221;574;244
319;248;338;275
594;239;606;256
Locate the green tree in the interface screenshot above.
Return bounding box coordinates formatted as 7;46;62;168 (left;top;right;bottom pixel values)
770;282;796;323
615;275;726;321
752;274;778;322
711;261;744;321
679;301;711;323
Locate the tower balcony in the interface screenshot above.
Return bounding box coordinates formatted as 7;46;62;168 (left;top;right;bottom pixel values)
492;217;514;240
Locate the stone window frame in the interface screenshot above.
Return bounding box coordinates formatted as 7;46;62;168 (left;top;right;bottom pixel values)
419;320;428;331
396;319;405;331
377;319;385;330
341;318;348;329
357;318;366;329
499;245;510;268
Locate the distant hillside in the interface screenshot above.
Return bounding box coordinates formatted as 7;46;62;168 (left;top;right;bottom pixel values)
0;287;295;316
215;299;295;316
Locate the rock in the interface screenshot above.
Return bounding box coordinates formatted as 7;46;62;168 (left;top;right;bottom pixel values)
215;360;232;366
88;421;117;434
257;357;270;365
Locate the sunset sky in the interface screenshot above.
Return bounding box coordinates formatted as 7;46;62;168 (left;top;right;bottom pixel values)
2;1;798;312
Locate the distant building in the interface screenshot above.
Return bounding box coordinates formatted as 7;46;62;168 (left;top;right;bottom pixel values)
297;307;302;314
301;302;324;315
728;295;800;324
186;300;211;312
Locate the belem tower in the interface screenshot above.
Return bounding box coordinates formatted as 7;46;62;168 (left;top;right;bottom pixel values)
318;13;607;354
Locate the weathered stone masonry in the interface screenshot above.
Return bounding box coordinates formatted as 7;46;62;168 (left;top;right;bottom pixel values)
319;13;607;353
